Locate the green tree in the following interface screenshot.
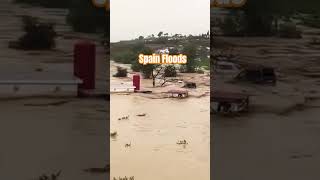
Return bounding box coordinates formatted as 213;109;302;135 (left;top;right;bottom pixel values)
164;65;177;77
182;44;197;73
138;36;144;40
131;45;153;77
157;31;163;38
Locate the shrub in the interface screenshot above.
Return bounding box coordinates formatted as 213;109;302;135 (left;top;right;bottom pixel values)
179;65;188;73
131;61;142;72
164;65;177;77
140;65;155;79
9;16;57;50
113;67;128;77
278;22;302;39
182;44;197;73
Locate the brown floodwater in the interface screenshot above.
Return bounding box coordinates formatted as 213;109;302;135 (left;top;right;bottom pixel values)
110;94;210;180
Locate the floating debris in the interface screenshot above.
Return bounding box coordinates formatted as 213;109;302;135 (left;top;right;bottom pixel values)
110;131;118;137
38;170;61;180
125;142;131;148
118;115;129;120
177;140;188;145
113;176;134;180
83;164;110;173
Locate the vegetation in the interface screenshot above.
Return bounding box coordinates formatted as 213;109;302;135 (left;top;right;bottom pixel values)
169;47;179;55
164;65;177;77
129;44;154;78
113;67;128;77
9;16;57;50
181;44;198;73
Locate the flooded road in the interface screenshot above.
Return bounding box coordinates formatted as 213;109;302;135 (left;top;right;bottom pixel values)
111;94;210;180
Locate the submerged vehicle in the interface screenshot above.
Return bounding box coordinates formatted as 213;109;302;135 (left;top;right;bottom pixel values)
211;91;249;114
235;66;276;85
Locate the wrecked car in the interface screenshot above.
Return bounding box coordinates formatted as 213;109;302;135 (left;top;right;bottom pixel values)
235;66;276;85
211;91;249;114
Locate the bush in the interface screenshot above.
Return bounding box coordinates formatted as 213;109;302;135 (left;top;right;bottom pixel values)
130;45;153;74
164;65;177;77
140;65;155;79
113;67;128;77
278;22;302;39
131;61;142;72
179;65;188;73
182;44;197;73
9;16;57;50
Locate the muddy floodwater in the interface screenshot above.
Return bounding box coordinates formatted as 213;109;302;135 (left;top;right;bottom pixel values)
111;94;210;180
